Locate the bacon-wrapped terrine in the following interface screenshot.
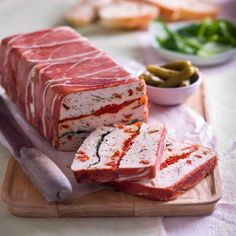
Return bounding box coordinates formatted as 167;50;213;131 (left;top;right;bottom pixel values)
71;123;167;182
0;27;148;151
110;137;217;201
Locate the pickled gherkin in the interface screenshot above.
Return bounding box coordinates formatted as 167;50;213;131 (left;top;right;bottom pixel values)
139;73;163;86
147;65;179;80
159;66;195;88
162;60;192;70
139;60;199;88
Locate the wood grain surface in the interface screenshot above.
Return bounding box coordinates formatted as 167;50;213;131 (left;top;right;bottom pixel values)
1;84;222;217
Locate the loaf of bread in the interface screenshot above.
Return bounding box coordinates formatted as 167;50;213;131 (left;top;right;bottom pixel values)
134;0;219;21
131;0;179;21
65;4;97;27
99;0;159;29
65;0;219;28
65;0;113;27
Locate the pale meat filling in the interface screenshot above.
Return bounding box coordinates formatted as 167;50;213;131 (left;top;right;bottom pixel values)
60;80;144;120
97;126;139;169
71;126;113;171
71;123;166;176
71;125;139;170
58;102;146;151
58;98;146;136
119;123;165;168
140;147;215;188
163;138;195;162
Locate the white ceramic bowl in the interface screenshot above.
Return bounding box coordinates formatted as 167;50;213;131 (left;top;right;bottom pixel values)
146;74;202;106
149;21;236;66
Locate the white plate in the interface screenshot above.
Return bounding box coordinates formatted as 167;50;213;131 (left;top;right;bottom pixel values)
149;21;236;66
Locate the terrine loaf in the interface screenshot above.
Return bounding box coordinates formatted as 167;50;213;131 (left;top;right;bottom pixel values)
110;137;217;201
71;122;167;183
0;27;148;151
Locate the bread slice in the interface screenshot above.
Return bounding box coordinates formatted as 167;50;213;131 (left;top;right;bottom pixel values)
137;0;218;21
110;137;217;201
179;0;219;21
137;0;180;21
99;1;159;29
71;123;166;183
65;0;113;27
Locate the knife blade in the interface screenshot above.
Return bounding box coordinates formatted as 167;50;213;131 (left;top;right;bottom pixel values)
0;96;72;202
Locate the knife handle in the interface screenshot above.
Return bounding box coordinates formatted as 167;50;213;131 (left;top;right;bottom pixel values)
20;147;72;202
0;97;72;201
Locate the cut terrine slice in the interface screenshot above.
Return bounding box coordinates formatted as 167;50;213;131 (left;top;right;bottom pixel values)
0;27;148;151
71;122;167;183
110;137;217;201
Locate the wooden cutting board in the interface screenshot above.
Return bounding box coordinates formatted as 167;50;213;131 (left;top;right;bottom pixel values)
1;84;222;217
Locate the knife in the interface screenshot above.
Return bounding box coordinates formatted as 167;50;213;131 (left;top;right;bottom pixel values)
0;96;72;202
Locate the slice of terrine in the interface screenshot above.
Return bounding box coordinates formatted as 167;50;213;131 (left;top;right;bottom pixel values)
0;27;148;151
110;137;217;201
71;123;167;183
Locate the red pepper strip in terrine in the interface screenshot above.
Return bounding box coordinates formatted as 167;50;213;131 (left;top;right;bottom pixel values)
109;137;217;201
0;27;148;151
71;122;167;183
